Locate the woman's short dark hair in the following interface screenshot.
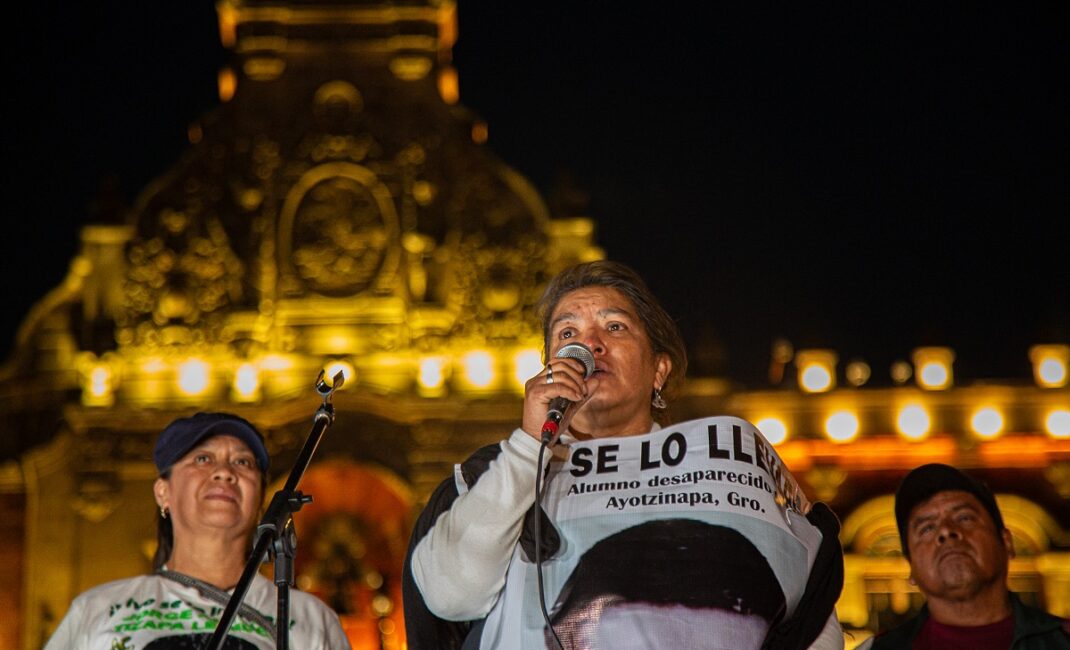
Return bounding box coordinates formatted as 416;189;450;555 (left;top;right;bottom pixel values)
537;260;688;418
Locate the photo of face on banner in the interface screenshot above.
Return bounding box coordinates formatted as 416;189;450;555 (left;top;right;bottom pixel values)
544;518;787;649
144;634;259;649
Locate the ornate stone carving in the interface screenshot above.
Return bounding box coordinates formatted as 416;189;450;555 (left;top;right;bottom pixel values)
805;464;848;503
120;206;244;349
279;163;399;297
1046;462;1070;499
71;471;121;523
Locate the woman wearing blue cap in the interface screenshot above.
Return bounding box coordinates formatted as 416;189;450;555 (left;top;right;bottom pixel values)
45;412;351;649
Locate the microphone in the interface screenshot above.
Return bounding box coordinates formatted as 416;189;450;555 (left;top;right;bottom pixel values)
541;342;595;444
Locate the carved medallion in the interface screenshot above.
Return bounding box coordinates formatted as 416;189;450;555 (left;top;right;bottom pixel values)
278;162;399;296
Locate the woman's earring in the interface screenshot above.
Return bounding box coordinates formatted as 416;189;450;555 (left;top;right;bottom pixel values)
160;506;169;519
652;388;667;410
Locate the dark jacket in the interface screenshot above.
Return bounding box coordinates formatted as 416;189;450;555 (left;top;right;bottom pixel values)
866;592;1070;649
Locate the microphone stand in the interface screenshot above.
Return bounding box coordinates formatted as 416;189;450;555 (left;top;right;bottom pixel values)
203;370;344;650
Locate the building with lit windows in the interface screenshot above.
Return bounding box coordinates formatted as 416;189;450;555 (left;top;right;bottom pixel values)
0;2;1067;649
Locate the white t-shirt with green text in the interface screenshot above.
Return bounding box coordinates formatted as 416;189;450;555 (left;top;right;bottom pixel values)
45;572;350;649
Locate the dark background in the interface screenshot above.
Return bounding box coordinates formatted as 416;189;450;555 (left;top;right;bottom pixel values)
4;2;1068;387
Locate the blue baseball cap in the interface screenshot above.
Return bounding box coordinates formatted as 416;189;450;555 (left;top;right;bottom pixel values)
154;412;270;474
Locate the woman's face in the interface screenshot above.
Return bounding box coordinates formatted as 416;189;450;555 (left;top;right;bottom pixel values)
548;286;671;434
154;434;263;541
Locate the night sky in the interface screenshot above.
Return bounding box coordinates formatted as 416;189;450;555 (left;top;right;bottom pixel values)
4;2;1068;387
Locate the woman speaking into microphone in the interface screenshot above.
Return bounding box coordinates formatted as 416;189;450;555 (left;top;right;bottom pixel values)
403;261;844;649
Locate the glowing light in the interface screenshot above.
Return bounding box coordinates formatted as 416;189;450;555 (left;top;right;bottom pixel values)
896;405;931;441
913;347;954;390
971;407;1004;439
825;411;860;443
890;360;913;385
412;180;435;206
512;349;544;391
389;56;432;81
177;359;210;396
218;67;237;102
756;417;788;445
323;360;354;388
371;594;394;616
233;363;260;401
82;363;115;406
1039;359;1068;386
437;66;459;104
796;349;837;393
845;360;871;387
801;365;833;392
919;363;949;388
1030;345;1069;388
323;332;356;353
89;366;112;398
141;357;167;374
462;351;496;388
1046;410;1070;438
418;356;446;390
471;122;489;144
260;354;293;371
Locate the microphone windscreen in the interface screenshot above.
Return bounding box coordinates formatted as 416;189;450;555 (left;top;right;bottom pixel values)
556;343;595;379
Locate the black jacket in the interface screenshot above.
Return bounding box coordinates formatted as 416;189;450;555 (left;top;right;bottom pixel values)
865;593;1070;649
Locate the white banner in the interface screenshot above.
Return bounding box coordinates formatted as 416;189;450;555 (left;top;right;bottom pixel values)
479;416;823;650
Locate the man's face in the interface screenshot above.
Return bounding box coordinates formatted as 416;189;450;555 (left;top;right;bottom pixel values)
906;490;1013;603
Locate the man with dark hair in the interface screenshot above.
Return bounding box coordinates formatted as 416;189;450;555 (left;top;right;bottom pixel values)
862;463;1069;649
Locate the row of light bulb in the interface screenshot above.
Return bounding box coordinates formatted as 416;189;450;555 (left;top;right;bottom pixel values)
211;348;546;399
81;348;549;404
796;344;1069;393
754;408;1070;445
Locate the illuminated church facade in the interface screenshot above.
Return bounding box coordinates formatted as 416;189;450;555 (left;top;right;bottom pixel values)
0;2;1067;648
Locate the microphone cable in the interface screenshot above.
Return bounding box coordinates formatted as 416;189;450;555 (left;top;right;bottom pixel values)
534;342;592;650
535;439;565;650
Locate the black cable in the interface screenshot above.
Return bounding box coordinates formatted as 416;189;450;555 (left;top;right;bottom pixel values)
535;440;565;650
